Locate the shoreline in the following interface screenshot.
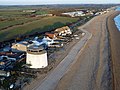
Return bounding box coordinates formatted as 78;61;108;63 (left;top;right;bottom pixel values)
113;13;120;32
107;11;120;90
23;10;120;90
55;11;115;90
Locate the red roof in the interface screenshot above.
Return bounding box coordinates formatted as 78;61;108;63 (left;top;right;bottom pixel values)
45;33;56;39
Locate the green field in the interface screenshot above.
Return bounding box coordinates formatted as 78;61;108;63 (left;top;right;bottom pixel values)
0;17;41;30
0;11;26;16
0;16;78;41
35;11;48;15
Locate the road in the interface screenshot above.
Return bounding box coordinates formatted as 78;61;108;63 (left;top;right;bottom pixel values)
31;26;92;90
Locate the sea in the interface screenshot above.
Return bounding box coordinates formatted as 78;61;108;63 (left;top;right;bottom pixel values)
114;7;120;31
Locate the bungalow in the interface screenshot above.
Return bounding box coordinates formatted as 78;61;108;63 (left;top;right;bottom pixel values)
11;41;28;52
0;57;12;70
45;33;57;40
62;26;72;35
31;36;61;48
23;10;36;13
42;36;63;48
62;11;84;17
54;26;72;36
0;70;10;77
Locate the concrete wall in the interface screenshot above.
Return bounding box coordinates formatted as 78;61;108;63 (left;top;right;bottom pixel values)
26;52;48;68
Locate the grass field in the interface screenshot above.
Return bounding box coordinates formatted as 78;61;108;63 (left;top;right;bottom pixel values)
0;11;27;16
35;11;48;15
0;17;41;30
0;16;79;41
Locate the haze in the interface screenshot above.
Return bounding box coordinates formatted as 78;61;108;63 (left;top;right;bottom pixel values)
0;0;120;5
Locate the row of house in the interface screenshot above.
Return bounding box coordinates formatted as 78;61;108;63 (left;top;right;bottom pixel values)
54;26;72;36
45;26;72;39
23;10;36;13
0;26;73;90
11;26;72;52
94;10;110;16
61;8;110;17
0;52;25;71
62;11;85;17
4;26;71;69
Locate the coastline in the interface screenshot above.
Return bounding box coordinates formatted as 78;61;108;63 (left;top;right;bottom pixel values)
114;14;120;31
107;11;120;90
56;11;115;90
23;10;120;90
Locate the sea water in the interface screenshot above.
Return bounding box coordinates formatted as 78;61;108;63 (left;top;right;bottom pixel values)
114;7;120;31
116;7;120;11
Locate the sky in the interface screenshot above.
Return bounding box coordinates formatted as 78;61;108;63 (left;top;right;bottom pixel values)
0;0;120;5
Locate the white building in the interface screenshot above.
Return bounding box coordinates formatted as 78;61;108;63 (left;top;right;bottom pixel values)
23;10;36;13
62;11;84;17
26;44;48;69
55;26;72;36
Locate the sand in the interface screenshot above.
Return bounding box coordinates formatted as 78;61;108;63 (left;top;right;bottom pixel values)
107;11;120;90
55;11;117;90
23;21;84;90
24;10;120;90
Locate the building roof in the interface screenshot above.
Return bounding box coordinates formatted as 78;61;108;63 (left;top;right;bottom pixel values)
27;44;44;51
18;41;28;46
55;26;70;32
12;41;28;47
45;33;57;39
27;44;46;55
62;26;70;30
0;52;24;59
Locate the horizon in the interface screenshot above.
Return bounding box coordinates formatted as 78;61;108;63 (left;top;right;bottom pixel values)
0;0;120;5
0;3;120;6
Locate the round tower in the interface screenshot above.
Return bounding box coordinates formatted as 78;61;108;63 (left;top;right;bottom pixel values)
26;45;48;68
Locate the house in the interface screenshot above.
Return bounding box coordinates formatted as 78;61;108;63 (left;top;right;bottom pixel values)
0;52;25;71
23;10;36;13
31;36;61;48
45;33;57;40
62;11;84;17
0;57;12;70
0;52;25;59
62;26;72;35
42;36;59;46
0;56;16;61
11;41;28;52
31;36;63;48
54;26;72;36
48;42;63;48
0;70;10;77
